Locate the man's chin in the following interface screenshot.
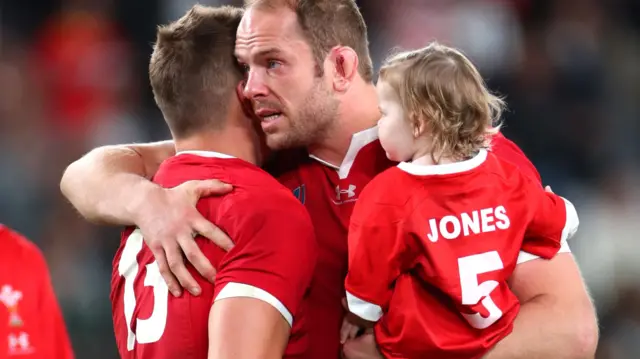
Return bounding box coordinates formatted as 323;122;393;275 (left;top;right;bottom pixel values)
265;133;290;151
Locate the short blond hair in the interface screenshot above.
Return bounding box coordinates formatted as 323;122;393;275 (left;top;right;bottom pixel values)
379;42;504;162
149;5;243;138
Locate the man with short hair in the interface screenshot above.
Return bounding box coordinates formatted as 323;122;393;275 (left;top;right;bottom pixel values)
109;5;317;359
61;1;598;358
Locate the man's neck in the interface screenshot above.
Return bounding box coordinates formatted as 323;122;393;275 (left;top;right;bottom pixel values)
307;83;379;167
175;126;260;165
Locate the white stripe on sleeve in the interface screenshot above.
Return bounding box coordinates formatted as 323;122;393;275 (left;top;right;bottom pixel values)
215;282;293;327
346;291;383;322
517;196;579;264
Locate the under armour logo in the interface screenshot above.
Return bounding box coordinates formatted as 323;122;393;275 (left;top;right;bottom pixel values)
335;184;356;203
8;332;33;355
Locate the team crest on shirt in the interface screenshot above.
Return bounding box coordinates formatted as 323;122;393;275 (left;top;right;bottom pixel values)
1;285;34;356
0;285;23;328
292;184;306;204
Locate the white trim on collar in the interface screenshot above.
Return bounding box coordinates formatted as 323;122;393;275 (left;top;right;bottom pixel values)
397;149;488;176
309;126;379;179
176;150;236;159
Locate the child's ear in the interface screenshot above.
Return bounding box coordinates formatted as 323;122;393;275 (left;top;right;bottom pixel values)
411;113;427;138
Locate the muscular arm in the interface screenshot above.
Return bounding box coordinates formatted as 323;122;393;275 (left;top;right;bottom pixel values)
60;140;235;297
484;253;598;359
60;141;175;225
207;297;290;359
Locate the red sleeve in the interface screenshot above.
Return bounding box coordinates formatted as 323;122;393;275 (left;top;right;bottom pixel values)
345;186;408;322
34;253;75;359
520;177;579;259
491;132;542;185
213;191;317;326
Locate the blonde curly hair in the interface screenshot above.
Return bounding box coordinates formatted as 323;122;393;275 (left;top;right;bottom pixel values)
378;42;504;163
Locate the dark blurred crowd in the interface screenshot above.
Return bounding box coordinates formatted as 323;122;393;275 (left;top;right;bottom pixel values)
1;0;638;358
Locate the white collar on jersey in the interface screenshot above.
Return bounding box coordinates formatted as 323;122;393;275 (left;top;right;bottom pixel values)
397;149;488;176
308;126;379;180
176;150;236;159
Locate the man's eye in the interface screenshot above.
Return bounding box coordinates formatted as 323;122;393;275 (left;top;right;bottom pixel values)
239;63;250;73
267;60;281;69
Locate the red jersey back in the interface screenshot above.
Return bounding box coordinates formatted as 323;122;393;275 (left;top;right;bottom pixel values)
345;150;579;359
110;152;317;359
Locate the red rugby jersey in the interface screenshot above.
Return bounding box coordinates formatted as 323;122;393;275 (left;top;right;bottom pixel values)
0;225;74;359
110;151;317;359
274;128;571;359
345;150;579;359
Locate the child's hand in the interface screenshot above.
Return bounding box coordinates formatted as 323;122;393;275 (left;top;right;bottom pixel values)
341;316;362;344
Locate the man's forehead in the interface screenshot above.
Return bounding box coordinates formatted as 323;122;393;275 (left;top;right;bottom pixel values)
237;6;300;41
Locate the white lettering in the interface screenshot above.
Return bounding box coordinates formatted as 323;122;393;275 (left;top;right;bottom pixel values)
427;218;439;242
494;206;510;230
461;211;480;236
440;215;461;240
480;208;496;232
426;206;509;243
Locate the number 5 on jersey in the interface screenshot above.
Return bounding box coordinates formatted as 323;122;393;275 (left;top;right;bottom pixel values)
458;251;504;329
117;229;169;350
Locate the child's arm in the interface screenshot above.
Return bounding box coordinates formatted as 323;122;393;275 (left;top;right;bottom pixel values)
520;181;579;259
344;192;408;328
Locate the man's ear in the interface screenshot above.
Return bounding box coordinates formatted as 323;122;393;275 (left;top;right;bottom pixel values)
327;46;359;93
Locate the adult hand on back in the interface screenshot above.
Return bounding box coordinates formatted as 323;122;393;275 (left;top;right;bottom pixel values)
135;179;234;297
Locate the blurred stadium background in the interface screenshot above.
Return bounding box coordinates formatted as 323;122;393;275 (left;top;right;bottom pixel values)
1;0;639;357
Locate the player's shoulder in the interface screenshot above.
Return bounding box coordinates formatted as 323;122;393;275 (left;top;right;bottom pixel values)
0;225;46;266
234;181;307;215
483;152;539;188
224;166;310;220
154;153;257;187
218;176;315;246
490;132;542;184
352;167;413;223
360;166;413;203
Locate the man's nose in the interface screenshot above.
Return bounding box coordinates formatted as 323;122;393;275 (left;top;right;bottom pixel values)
243;69;269;99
